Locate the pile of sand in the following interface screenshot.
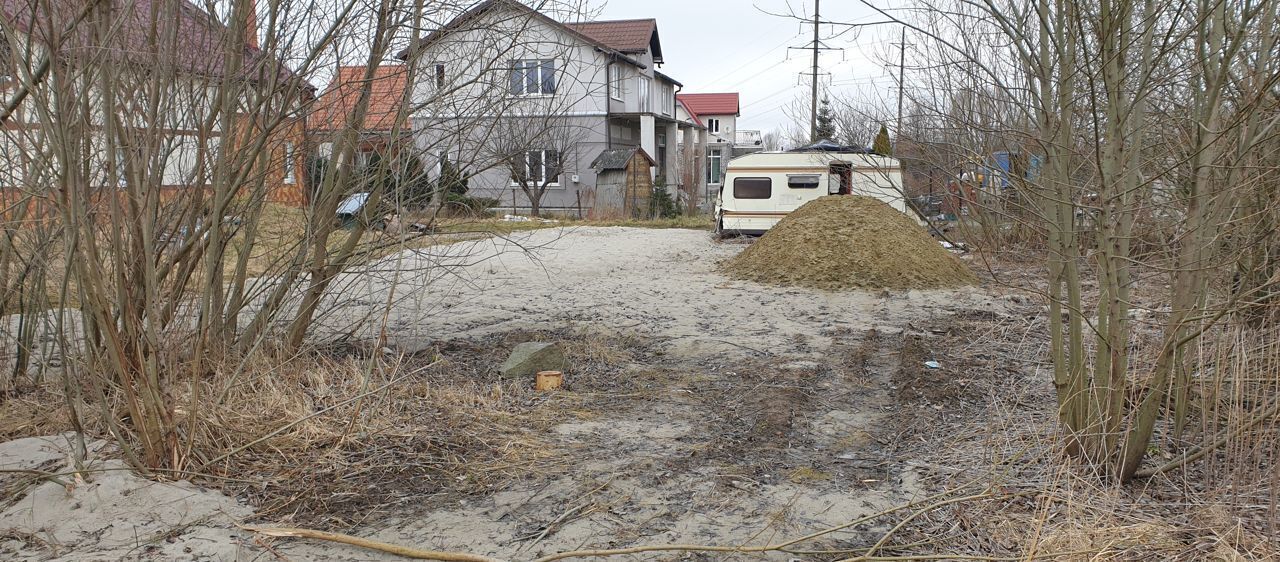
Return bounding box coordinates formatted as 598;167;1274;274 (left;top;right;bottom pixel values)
722;195;977;290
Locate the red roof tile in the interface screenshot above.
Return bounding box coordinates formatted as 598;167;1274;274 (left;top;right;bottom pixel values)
564;19;656;54
308;65;410;133
676;93;739;117
677;98;702;127
0;0;307;88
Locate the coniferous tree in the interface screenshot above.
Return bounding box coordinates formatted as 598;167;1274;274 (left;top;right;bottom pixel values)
814;97;836;141
872;123;892;156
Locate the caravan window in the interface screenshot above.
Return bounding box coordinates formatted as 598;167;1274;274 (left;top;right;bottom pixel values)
788;174;820;189
733;177;772;199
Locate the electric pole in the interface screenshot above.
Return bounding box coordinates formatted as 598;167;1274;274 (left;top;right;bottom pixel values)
787;0;841;142
810;0;820;141
895;26;906;146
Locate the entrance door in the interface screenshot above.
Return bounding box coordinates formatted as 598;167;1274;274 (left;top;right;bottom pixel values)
829;162;853;195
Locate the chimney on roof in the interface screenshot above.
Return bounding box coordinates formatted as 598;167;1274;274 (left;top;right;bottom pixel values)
245;0;258;50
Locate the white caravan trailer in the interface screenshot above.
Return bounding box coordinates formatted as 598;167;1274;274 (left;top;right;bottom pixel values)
714;149;910;235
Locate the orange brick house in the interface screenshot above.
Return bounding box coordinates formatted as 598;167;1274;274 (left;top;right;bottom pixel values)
307;63;412;167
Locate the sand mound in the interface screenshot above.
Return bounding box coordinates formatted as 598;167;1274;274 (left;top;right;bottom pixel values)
722;195;977;290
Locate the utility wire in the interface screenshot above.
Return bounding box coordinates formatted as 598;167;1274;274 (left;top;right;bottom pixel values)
699;31;804;87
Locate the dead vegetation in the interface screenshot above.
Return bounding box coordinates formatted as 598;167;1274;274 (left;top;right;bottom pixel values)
2;272;1276;560
0;328;654;528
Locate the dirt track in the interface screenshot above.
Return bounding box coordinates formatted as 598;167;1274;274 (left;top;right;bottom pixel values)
1;227;1020;561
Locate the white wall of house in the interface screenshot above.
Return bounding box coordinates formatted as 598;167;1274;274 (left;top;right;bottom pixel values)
404;3;706;213
407;3;681;212
701;113;737;144
0;59;230;190
409;3;611;121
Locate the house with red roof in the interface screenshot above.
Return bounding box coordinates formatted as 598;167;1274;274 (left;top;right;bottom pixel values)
308;64;412;166
0;0;315;205
676;92;763;204
398;0;709;216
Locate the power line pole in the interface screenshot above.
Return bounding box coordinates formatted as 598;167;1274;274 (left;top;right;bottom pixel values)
895;25;906;143
809;0;820;141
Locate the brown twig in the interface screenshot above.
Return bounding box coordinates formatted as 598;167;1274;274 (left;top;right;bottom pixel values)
244;526;504;562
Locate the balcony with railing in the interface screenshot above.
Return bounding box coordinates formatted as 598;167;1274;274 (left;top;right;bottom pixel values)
735;129;762;146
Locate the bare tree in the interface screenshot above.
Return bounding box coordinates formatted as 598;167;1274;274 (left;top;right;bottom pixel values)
868;0;1280;481
488;114;588;217
0;0;605;472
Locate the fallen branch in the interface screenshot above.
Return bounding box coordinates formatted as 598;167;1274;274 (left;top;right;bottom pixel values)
244;526;505;562
246;482;994;561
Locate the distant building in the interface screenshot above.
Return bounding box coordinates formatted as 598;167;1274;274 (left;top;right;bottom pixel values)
675;92;762;207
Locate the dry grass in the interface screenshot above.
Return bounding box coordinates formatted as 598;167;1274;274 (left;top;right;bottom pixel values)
871;303;1280;562
0;327;655;528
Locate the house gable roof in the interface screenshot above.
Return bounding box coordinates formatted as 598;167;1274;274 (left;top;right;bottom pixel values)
563;19;661;63
0;0;311;90
308;64;409;133
676;98;702;127
676;92;740;118
398;0;650;69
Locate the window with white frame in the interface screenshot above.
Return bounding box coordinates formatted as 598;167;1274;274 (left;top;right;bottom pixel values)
433;63;445;91
707;148;722;184
514;149;561;185
609;65;623;101
660;83;673;115
707;118;720;134
283;141;296;184
114;147;128;187
510;59;556;96
638;77;651;112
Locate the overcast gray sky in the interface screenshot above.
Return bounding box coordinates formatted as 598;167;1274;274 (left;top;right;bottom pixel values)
593;0;905;136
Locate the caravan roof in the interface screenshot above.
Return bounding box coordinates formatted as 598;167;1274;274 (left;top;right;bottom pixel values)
727;150;899;170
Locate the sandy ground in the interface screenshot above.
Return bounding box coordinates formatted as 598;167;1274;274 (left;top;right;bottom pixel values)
309;226;1004;358
1;227;1017;561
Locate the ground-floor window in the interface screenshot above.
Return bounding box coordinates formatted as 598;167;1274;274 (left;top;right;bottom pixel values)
283;141;296;184
707;148;722;184
518;149;561;185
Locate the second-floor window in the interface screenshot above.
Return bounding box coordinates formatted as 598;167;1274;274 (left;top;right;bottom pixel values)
707;118;720;134
661;83;673;116
638;77;651;112
433;63;446;91
609;65;623;101
511;59;555;96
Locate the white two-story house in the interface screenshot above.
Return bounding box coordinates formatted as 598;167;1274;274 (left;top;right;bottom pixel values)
675;92;763;208
400;0;707;214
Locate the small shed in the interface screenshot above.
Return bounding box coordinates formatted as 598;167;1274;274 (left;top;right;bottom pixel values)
589;147;655;219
